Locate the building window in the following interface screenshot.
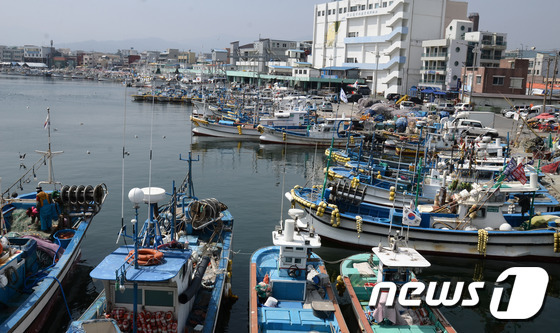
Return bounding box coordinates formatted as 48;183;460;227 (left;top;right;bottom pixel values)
350;6;357;12
322;10;325;16
368;4;373;9
492;76;505;85
361;5;365;10
455;47;461;52
449;26;453;31
476;75;482;84
461;25;465;31
375;3;379;8
339;8;342;13
510;77;523;89
344;8;347;13
346;57;357;63
348;32;358;37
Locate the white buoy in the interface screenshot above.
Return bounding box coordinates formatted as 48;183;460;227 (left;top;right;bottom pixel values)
499;223;512;231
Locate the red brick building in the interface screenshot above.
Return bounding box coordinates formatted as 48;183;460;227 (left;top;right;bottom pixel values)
463;58;529;95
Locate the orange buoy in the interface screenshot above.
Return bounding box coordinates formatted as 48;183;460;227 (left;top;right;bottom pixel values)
126;249;164;266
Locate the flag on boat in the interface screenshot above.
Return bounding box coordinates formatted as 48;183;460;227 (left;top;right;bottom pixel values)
402;201;421;226
510;163;527;184
43;114;49;129
340;88;348;103
502;157;517;181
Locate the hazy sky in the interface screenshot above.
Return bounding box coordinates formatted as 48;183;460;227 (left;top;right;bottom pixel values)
1;0;558;52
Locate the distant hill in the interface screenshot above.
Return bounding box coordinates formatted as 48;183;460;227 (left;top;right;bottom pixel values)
56;37;195;53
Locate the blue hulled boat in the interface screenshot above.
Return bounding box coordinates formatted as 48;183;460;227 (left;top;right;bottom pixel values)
1;108;108;332
249;208;349;333
68;154;235;333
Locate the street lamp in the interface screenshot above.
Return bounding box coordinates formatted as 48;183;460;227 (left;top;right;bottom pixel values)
369;51;380;98
468;46;480;103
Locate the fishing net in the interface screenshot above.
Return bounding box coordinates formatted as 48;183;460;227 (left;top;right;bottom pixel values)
8;209;34;233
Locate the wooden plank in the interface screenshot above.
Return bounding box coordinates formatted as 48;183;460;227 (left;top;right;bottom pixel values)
319;265;350;333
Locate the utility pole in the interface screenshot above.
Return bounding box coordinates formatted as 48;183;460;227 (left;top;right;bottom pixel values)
469;46;479;103
549;51;559;104
543;57;552;108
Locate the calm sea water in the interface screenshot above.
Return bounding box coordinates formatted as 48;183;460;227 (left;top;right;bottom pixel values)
1;74;559;332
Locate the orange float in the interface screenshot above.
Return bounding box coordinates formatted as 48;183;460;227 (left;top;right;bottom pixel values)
125;248;164;266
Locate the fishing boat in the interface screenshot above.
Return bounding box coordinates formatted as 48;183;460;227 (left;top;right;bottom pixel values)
68;153;235;333
340;232;456;333
191;107;312;139
0;108;108;332
249;208;349;333
259;115;362;147
288;178;560;261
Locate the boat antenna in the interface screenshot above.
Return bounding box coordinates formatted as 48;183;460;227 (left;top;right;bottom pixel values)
279;139;288;228
1;177;6;236
36;107;63;188
119;84;129;242
321;99;341;200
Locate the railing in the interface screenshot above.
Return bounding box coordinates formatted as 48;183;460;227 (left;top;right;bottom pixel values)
422;53;447;58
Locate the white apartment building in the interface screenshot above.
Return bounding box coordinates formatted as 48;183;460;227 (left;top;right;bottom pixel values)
464;31;507;68
420;19;473;91
312;0;468;96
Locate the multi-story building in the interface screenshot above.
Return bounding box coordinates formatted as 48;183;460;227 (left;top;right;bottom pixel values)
464;31;507;68
462;58;528;98
420;19;473;91
230;38;303;72
312;0;468;97
0;46;24;62
23;45;53;64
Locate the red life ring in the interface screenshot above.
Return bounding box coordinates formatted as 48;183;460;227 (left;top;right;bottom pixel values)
126;249;164;266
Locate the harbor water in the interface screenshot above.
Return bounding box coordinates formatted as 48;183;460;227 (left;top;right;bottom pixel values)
1;74;559;332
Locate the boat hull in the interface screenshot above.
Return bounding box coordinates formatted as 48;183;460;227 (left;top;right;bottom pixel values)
249;246;348;333
259;131;361;147
191;119;260;139
303;207;560;261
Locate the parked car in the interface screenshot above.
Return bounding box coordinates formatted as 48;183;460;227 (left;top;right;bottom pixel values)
437;103;455;112
400;101;416;109
318;102;333;112
386;93;401;101
444;118;499;138
325;94;338;103
357;86;371;95
454;103;473;111
347;93;363;103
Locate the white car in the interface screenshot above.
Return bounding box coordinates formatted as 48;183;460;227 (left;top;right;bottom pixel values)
400;101;416;109
504;110;528;119
437;103;455;112
454;103;472;111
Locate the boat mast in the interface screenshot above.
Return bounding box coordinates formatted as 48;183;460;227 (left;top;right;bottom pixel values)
36;107;63;187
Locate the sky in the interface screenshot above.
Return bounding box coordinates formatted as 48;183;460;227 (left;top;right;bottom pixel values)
1;0;558;52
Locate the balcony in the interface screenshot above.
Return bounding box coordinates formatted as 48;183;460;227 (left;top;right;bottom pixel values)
421;52;447;59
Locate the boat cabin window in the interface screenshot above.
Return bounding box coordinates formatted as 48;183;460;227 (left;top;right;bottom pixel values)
284;257;293;263
295;247;304;251
285;247;293;251
294;258;302;264
114;287;143;304
145;290;174;307
473;208;486;218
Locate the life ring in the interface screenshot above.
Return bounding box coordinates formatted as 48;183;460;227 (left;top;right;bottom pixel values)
126;249;164;266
